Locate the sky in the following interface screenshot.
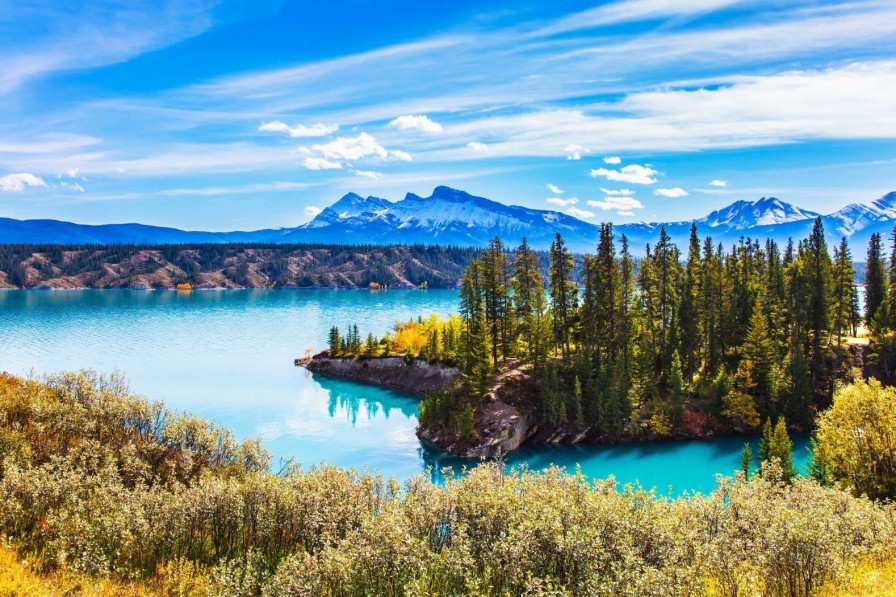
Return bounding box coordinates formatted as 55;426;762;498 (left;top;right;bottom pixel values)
1;0;895;231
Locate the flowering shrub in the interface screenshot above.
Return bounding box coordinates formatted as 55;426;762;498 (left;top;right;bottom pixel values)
1;371;895;595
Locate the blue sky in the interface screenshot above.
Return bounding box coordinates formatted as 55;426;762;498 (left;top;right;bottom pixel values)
1;0;895;230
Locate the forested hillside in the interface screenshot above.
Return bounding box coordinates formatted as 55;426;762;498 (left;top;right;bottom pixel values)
0;243;477;289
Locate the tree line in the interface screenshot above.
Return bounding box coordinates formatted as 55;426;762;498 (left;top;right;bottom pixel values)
429;217;864;441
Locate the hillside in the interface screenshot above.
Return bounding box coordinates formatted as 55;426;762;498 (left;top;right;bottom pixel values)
0;243;476;289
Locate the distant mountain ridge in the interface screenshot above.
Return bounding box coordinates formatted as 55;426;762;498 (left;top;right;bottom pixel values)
2;186;895;253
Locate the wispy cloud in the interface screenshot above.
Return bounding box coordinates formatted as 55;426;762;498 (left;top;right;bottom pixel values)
304;205;323;217
566;206;595;219
547;183;564;194
0;2;218;93
603;156;621;164
351;169;386;179
546;197;578;207
303;157;342;170
710;179;728;187
259;121;339;137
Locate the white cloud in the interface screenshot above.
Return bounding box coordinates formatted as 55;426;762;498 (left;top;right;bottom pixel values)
600;188;635;196
351;169;386;179
0;172;47;192
304;205;323;217
603;156;621;164
655;187;688;198
303;157;342;170
590;164;657;184
57;167;86;180
546;197;578;207
60;181;85;192
587;196;645;215
388;149;413;161
566;206;595;219
547;183;564;194
564;144;583;160
710;179;728;187
310;132;410;162
617;210;636;217
389;114;443;134
467;141;492;153
259;120;339;138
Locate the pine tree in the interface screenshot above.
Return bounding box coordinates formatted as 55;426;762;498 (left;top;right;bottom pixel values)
739;443;752;480
511;238;544;363
743;295;777;416
328;326;341;354
804;217;832;394
679;223;702;380
668;350;686;425
831;237;857;342
481;237;511;366
758;417;797;483
865;232;886;326
365;332;378;356
459;260;492;397
549;233;578;362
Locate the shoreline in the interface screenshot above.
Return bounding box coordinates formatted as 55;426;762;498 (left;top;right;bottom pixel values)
299;352;782;459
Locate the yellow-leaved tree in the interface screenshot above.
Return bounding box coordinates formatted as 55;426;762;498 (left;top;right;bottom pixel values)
813;379;896;500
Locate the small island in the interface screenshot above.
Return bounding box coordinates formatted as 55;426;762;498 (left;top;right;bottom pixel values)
300;220;881;460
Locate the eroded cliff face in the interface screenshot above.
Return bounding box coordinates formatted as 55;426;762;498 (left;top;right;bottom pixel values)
301;354;459;396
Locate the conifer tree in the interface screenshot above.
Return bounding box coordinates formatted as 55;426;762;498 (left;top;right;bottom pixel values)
548;233;578;361
459;260;491;397
743;295;777;415
481;237;510;366
832;237;857;342
511;238;543;362
328;326;341;354
865;232;886;326
679;223;702;379
740;443;752;479
804;217;832;394
668;351;686;425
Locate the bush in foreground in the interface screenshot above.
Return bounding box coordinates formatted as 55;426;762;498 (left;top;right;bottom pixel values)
1;371;895;596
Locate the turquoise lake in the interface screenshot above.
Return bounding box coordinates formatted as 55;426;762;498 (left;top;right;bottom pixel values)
0;289;810;493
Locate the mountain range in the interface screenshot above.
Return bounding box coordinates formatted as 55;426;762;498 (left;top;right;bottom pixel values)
3;185;896;254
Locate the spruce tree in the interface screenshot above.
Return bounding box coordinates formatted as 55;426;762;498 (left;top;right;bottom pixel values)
831;237;857;342
865;232;886;326
548;233;578;362
743;295;777;416
679;223;702;380
481;237;510;367
739;443;752;480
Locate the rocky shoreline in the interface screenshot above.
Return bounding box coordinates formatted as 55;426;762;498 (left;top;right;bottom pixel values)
298;353;459;396
296;353;796;459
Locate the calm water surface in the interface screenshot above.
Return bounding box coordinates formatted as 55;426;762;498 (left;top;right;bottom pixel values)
0;289;809;493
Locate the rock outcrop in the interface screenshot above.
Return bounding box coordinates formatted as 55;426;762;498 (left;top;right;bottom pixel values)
299;353;459;396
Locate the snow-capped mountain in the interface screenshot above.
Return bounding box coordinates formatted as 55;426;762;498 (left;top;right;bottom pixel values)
287;186;600;250
699;197;820;230
3;187;896;254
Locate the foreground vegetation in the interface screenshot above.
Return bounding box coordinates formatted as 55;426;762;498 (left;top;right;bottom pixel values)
2;370;896;596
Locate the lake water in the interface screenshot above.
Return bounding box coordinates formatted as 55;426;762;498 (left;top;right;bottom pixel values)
0;289;809;493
